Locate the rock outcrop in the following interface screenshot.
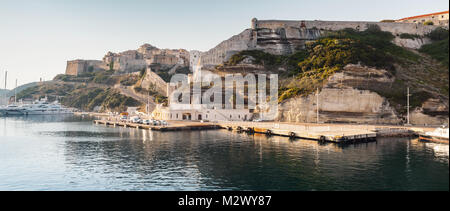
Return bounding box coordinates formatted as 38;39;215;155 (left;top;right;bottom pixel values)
393;37;432;49
277;64;449;125
200;19;440;67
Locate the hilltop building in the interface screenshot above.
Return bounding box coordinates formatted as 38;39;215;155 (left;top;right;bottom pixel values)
396;11;449;26
65;60;107;76
66;44;192;76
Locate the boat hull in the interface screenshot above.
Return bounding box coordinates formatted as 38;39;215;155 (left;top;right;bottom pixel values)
0;110;26;116
419;135;449;144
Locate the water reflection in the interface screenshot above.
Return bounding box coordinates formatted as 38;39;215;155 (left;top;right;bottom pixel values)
410;139;449;164
0;116;448;191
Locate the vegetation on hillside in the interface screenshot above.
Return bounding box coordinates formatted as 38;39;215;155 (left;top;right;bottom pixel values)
399;33;422;40
224;25;448;115
223;50;308;73
420;27;449;67
54;70;119;85
16;83;142;112
276;25;420;102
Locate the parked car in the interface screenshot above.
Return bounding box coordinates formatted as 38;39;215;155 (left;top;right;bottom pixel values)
130;116;141;123
143;119;152;125
119;115;128;122
161;120;168;126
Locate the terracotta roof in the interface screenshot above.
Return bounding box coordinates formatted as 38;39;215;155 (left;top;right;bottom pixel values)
398;11;449;21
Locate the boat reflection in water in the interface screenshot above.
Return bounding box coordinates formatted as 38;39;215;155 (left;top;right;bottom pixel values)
411;138;449;164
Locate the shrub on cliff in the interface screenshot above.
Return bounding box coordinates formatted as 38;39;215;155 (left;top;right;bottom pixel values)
225;50;308;76
225;50;285;67
279;27;420;102
423;21;434;26
155;95;168;106
420;28;449;67
119;75;139;86
399;33;421;40
420;38;449;67
427;27;449;41
101;91;141;112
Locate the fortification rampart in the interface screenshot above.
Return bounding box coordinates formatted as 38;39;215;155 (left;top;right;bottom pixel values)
200;19;441;67
256;20;438;35
65;60;105;76
67;44;191;75
201;29;254;68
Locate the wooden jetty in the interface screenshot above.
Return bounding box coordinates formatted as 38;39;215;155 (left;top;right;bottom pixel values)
218;123;378;144
94;120;220;131
93;120;403;144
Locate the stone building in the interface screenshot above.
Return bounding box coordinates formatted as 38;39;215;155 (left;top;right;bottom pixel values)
66;44;191;75
396;11;449;26
65;60;105;76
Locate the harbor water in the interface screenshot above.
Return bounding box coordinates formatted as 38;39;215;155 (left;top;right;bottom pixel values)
0;115;448;191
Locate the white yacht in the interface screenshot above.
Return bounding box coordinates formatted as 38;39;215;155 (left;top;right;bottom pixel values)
21;101;73;115
1;98;73;116
0;104;27;115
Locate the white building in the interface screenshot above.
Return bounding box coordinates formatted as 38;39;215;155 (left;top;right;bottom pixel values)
396;11;449;26
152;104;253;122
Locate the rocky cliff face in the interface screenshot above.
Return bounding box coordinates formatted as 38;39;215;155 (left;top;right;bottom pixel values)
393;37;432;49
200;19;440;67
276;64;449;125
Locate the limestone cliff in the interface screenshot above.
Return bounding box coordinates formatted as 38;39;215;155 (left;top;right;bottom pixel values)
277;64;448;125
200;19;440;67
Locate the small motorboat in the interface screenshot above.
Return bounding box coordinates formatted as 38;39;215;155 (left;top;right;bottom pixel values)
419;126;449;144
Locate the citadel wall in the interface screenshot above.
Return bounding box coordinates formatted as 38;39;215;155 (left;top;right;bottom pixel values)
65;60;105;76
67;44;191;75
200;19;441;67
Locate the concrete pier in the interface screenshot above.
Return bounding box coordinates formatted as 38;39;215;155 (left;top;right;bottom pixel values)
93;120;427;144
93;120;220;131
217;122;378;144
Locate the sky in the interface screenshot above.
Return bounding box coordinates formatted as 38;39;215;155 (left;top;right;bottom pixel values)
0;0;448;89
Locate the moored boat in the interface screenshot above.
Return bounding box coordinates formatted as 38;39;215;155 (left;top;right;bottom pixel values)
0;98;73;116
0;104;27;116
419;126;449;144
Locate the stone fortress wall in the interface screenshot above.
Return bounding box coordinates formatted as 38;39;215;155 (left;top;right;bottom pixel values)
65;60;107;76
67;18;443;76
66;44;192;76
200;29;255;69
200;18;441;67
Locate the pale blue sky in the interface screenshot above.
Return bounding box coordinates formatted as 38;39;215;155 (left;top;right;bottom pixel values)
0;0;448;89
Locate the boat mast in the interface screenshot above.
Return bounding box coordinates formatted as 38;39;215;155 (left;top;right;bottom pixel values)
15;79;17;104
4;71;7;105
407;87;411;125
316;87;320;124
